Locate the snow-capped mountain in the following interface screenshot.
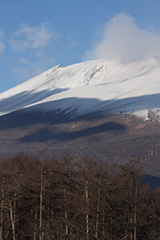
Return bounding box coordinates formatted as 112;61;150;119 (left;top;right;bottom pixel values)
1;56;160;120
1;56;160;175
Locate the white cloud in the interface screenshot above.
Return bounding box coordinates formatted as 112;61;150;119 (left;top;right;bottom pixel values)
10;22;58;51
0;30;5;54
84;13;160;63
0;42;5;54
9;23;58;82
67;33;77;47
11;51;55;81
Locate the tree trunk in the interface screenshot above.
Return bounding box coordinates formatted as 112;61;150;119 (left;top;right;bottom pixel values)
64;187;69;237
102;195;105;239
34;207;37;240
95;175;101;239
10;201;16;240
133;181;137;240
0;180;4;240
85;168;89;240
39;170;44;240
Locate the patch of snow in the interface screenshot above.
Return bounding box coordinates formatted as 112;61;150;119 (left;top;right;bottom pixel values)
1;56;160;120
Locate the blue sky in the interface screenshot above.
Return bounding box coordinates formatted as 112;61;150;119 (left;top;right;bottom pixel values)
1;0;160;92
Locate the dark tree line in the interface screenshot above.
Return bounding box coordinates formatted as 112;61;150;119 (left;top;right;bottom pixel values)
0;153;159;240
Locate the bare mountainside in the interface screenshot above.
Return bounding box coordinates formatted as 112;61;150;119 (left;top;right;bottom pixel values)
1;56;160;176
0;110;160;176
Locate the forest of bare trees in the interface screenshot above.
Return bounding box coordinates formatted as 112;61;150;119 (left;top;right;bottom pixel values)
0;153;159;240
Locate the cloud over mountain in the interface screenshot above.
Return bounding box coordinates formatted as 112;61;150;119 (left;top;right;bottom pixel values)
8;23;58;82
84;13;160;63
9;22;57;52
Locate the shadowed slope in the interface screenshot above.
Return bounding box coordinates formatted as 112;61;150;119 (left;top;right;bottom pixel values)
1;93;160;130
20;122;126;143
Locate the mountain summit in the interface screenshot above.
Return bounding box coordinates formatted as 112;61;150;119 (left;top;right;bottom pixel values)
1;56;160;120
1;56;160;176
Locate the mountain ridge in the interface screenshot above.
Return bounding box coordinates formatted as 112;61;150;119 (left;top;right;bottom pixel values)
1;56;160;120
1;56;160;176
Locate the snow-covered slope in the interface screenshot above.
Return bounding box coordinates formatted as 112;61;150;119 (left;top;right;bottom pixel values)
1;56;160;120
